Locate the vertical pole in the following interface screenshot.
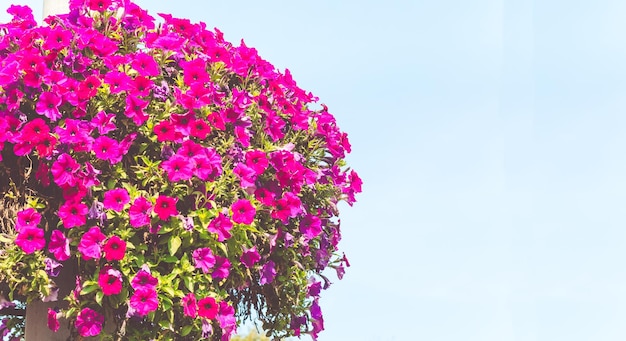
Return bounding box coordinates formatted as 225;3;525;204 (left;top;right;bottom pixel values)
43;0;69;18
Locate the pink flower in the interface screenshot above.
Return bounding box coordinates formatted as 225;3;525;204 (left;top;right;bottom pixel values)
131;75;153;97
51;153;80;186
91;111;116;134
103;236;126;261
161;154;193;182
104;71;132;94
212;256;231;280
36;91;62;121
16;208;41;230
77;75;101;100
217;301;237;339
78;226;106;260
125;95;149;125
131;52;160;77
231;199;255;225
154;195;178;220
153;120;180;142
98;266;123;296
129;196;152;227
233;163;257;189
131;268;158;291
15;226;45;254
103;188;130;212
190;118;211;139
207;213;232;241
245;150;268;175
88;0;112;12
182;293;197;318
75;308;103;337
47;308;59;332
197;297;218;319
181;58;209;86
58;201;88;228
92;136;121;163
48;230;70;261
299;214;322;239
240;247;261;268
130;288;159;316
192;247;215;274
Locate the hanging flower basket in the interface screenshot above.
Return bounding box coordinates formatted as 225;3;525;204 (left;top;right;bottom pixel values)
0;1;361;340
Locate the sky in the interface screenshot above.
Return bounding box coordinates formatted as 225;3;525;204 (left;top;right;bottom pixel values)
3;0;626;340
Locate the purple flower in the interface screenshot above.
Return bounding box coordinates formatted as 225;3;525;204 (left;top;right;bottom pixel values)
299;214;322;240
75;308;103;337
260;260;276;285
211;256;231;280
48;230;70;261
129;288;158;316
131;266;158;291
45;258;62;277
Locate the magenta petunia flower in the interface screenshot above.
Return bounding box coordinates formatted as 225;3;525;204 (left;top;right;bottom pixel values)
211;256;231;280
58;201;88;228
104;71;132;94
181;292;197;318
103;188;130;212
217;301;237;338
190;118;211;139
92;136;121;164
233;163;257;189
129;288;159;316
16;208;41;231
87;0;112;12
131;52;160;77
51;153;80;186
103;236;126;261
240;247;261;268
129;196;152;228
154;195;178;220
47;308;59;332
161;154;193;182
15;226;45;254
131;267;158;291
48;230;70;261
245;150;269;175
197;297;218;320
36;91;62;121
78;226;106;260
153;120;180;142
90;111;116;134
231;199;256;225
192;247;215;274
75;307;103;337
98;266;123;296
299;214;322;240
207;213;232;242
131;75;153;97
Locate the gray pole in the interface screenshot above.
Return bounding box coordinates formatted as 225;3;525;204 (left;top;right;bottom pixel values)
43;0;69;17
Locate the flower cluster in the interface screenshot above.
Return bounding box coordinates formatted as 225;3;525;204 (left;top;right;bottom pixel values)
0;1;360;340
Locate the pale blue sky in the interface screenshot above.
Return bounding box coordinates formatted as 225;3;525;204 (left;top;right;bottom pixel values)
3;1;626;340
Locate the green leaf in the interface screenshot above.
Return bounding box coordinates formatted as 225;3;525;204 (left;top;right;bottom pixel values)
180;325;193;337
168;236;181;256
80;284;100;295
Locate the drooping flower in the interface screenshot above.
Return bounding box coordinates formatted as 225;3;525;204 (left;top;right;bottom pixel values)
48;230;70;261
98;266;123;296
129;288;159;316
240;247;261;268
260;260;277;285
103;236;126;261
75;308;104;337
129;196;152;227
197;297;218;319
78;226;106;260
217;301;237;340
47;308;60;332
211;256;231;280
103;188;130;212
192;247;215;274
15;226;45;254
181;293;197;318
230;199;255;225
207;213;232;241
44;258;62;277
154;195;178;220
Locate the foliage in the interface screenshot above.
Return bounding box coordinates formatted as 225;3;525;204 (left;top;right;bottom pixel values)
0;1;360;340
